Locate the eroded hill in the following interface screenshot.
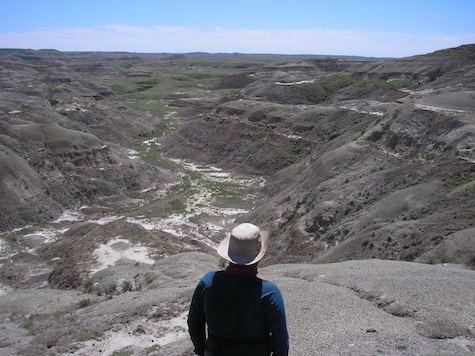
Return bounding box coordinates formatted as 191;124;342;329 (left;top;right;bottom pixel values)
162;45;475;266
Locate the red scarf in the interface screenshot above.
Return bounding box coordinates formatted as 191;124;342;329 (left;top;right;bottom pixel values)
226;263;258;278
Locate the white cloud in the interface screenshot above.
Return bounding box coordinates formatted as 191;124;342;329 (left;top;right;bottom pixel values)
0;25;473;57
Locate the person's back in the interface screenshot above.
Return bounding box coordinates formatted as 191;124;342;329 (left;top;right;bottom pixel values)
187;223;289;356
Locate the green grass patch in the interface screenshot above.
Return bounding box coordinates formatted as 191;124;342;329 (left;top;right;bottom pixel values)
76;327;107;342
117;61;141;69
104;282;117;295
128;100;169;117
154;119;182;137
168;176;194;194
109;80;139;94
90;67;222;100
412;207;431;220
351;128;366;140
447;177;473;192
121;280;133;292
144;345;161;354
201;180;244;200
386;79;413;89
320;73;360;91
136;76;161;86
426;252;456;264
139;150;181;171
298;74;359;103
111;351;134;356
328;256;344;263
119;62;133;69
299;74;414;104
276;143;301;160
1;231;22;245
16;55;42;61
21;315;35;331
88;66;239;120
187;72;214;80
170;75;191;82
168;198;186;213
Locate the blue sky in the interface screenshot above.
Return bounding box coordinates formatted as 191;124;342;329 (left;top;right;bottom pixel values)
1;0;474;56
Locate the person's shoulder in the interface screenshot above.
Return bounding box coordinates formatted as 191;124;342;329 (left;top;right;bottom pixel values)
261;279;282;297
200;271;217;287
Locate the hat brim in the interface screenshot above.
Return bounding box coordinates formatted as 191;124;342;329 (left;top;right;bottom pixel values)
216;229;269;266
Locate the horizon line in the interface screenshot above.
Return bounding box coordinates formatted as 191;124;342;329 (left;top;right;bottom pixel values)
5;45;470;60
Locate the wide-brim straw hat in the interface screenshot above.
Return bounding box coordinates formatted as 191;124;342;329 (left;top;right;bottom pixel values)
217;223;269;265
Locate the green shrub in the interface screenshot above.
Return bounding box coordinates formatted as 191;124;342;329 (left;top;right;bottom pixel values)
111;351;134;356
169;198;186;213
78;298;92;308
121;280;133;292
328;256;344;263
119;62;134;69
144;272;157;285
105;282;117;295
21;315;35;330
136;77;161;86
16;55;42;61
83;279;94;294
188;72;213;80
426;253;456;264
447;178;473;192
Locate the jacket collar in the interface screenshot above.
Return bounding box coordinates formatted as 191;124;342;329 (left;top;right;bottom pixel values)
226;263;258;278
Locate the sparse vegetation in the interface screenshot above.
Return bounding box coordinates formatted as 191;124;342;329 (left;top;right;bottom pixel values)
169;198;186;213
16;55;42;61
21;315;35;331
298;74;357;103
118;61;136;69
154;119;182;137
426;252;456;264
83;279;94;294
76;327;107;342
112;350;134;356
447;177;473;192
218;258;228;268
105;282;118;295
88;65;232;119
138;149;180;170
412;207;431;220
201;179;244;200
121;280;133;292
78;298;93;308
299;74;414;103
144;272;157;285
351;128;366;140
144;345;161;354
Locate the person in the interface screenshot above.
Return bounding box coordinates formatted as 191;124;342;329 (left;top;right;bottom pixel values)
187;223;289;356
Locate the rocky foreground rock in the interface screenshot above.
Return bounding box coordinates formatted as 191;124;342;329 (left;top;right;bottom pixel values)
0;252;473;355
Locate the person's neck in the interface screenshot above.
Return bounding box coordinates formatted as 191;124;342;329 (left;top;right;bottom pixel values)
226;263;258;277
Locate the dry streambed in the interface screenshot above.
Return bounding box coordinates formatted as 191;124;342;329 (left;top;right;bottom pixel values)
126;155;265;249
0;143;264;279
